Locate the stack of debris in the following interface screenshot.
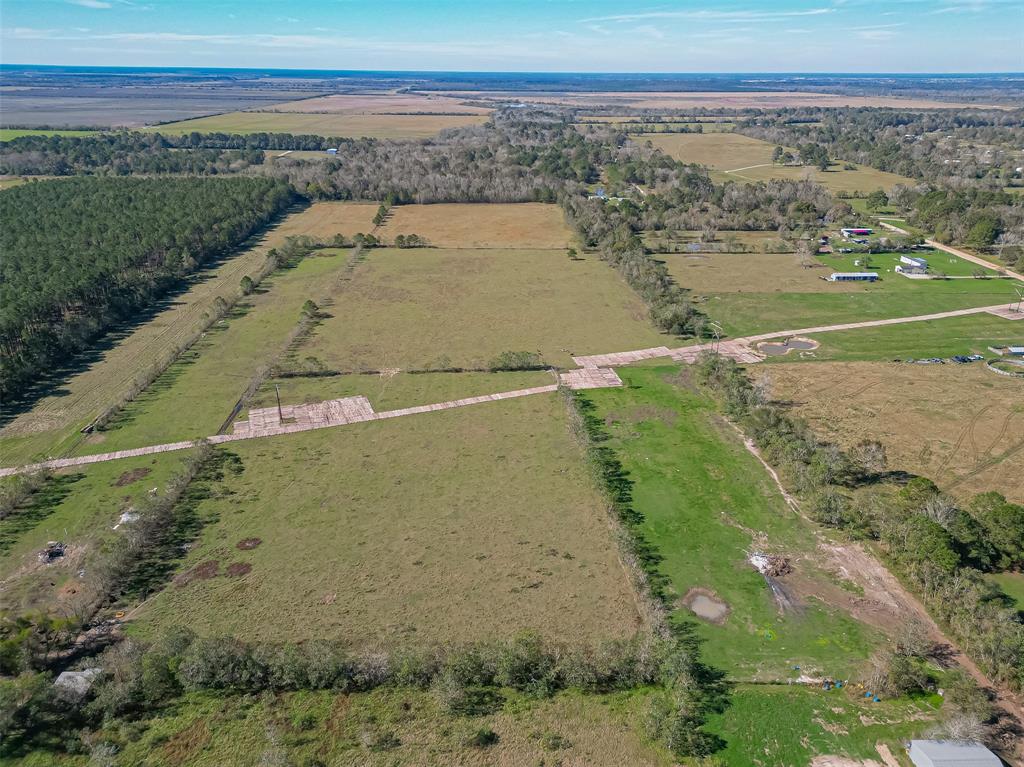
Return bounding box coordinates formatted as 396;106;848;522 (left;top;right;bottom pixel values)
38;541;66;563
749;552;792;577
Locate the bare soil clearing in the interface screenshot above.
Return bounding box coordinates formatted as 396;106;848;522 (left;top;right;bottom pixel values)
150;112;489;139
770;361;1024;502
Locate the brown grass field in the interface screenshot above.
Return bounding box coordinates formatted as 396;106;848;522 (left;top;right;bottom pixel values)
265;92;492;115
298;247;671;371
770;362;1024;502
130;393;643;645
644;229;795;253
379;202;573;248
150;111;488;138
0;203;377;464
436;90;1000;110
640;132;916;192
663;252;849;294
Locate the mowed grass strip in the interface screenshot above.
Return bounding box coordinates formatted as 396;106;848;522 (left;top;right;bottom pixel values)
130;393;642;645
378;203;573;249
299;247;672;371
769;361;1024;503
73;250;355;455
0;202;377;465
148;112;488;139
583;367;876;679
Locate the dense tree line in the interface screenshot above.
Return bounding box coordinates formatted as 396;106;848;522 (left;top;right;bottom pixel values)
0;177;294;396
696;354;1024;697
0;133;265;176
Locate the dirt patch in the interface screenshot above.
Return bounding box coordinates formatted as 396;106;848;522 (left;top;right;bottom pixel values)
811;757;882;767
236;538;262;550
174;560;219;587
162;718;211;766
113;467;151;487
225;562;252;577
680;587;730;624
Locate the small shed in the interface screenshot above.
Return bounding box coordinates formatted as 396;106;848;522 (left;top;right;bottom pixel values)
841;227;873;238
908;740;1001;767
900;255;929;270
1008;346;1024;357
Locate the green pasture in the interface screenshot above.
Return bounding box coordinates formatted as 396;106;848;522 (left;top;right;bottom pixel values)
0;451;192;614
73;251;354;455
298;247;672;372
703;684;939;767
987;572;1024;611
583;366;877;679
780;313;1023;362
129;392;640;646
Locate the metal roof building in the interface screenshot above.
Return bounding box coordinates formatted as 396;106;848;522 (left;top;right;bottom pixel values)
908;740;1001;767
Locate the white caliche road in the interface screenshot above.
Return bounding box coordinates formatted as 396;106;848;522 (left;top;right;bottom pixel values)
1;301;1021;477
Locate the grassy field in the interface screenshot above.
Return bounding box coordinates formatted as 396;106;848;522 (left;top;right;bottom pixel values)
0;128;97;141
987;572;1024;611
703;273;1020;337
149;112;489;139
13;688;672;767
0;203;377;466
378;202;573;249
703;684;938;767
72;250;356;455
583;366;879;679
776;313;1023;363
130;392;642;645
299;247;672;371
247;370;554;416
769;362;1024;503
820;249;1001;277
0;451;192;614
641;132;915;192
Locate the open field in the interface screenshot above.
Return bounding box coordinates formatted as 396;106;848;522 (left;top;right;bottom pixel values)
0;128;97;141
266;92;492;114
130;392;642;645
12;689;673;767
149;111;489;138
71;250;356;456
0;203;378;465
704;684;938;767
770;362;1024;502
0;451;191;614
726;161;917;195
641;132;915;192
666;253;841;293
298;247;671;371
772;313;1023;363
247;371;554;416
821;249;1002;278
437;90;1000;110
584;366;881;679
378;202;573;248
703;272;1020;337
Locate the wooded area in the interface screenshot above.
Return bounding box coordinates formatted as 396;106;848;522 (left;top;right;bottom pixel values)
0;177;294;397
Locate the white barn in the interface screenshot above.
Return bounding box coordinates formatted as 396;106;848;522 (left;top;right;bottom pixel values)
908;740;1001;767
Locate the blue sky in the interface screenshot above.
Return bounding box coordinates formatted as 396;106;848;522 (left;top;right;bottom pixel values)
2;0;1022;72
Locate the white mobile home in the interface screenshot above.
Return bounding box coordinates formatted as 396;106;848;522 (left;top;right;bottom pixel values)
908;740;1000;767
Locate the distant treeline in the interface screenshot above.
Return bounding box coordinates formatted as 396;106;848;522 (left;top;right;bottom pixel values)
0;177;294;397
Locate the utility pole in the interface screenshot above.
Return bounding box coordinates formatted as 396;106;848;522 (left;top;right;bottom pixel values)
275;384;283;422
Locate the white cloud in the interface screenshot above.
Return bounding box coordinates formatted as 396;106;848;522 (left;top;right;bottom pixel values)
67;0;112;8
581;8;834;24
